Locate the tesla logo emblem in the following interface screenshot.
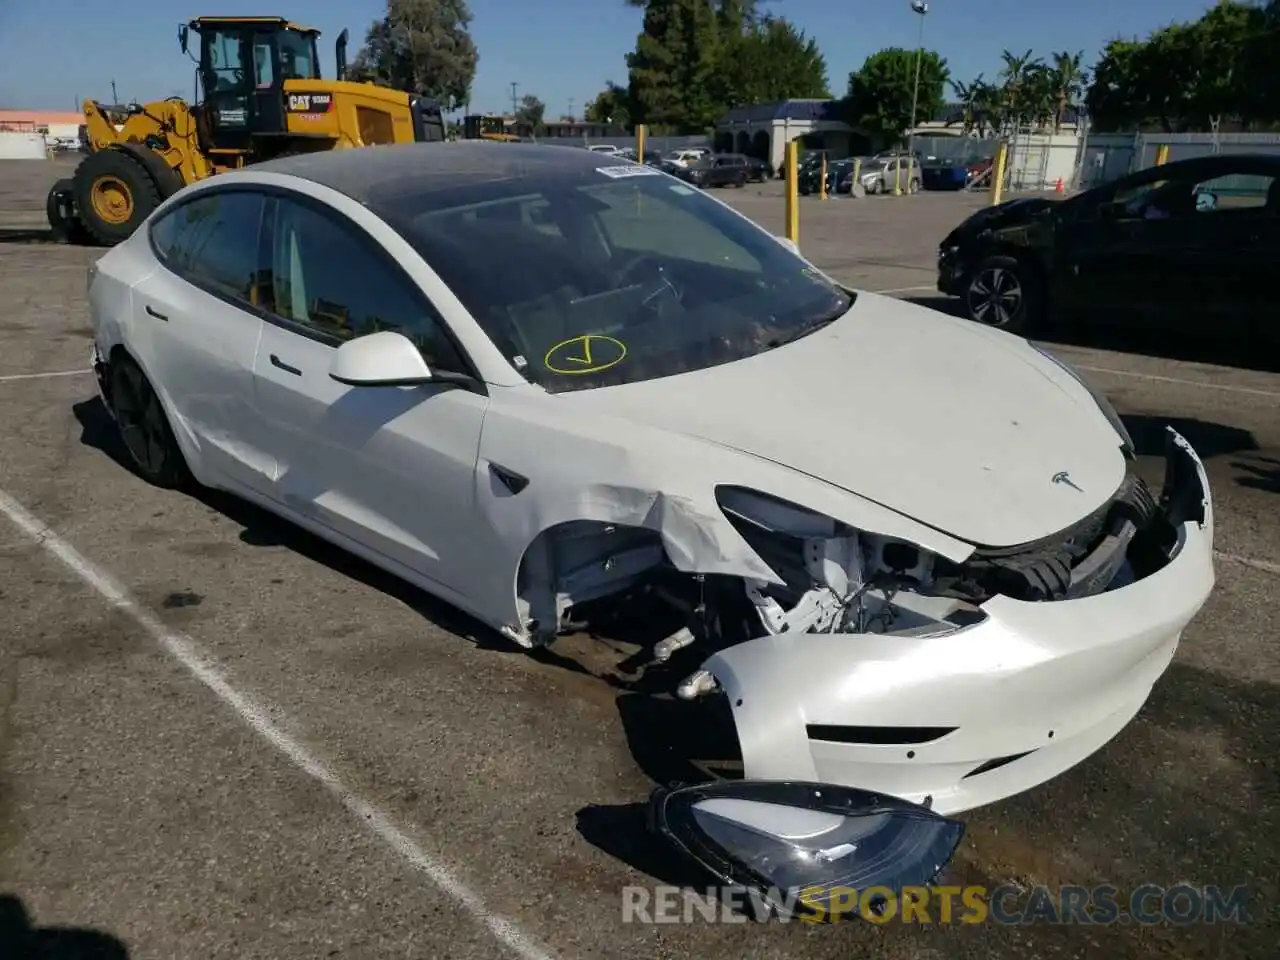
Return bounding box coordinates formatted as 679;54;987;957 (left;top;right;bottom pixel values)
1052;471;1084;492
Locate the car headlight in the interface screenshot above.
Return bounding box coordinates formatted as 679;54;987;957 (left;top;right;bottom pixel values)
1031;344;1133;454
650;779;964;922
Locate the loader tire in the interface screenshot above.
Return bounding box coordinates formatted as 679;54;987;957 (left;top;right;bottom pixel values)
72;149;162;247
46;178;91;244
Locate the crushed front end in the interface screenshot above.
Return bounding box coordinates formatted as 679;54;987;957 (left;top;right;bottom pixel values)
680;428;1212;816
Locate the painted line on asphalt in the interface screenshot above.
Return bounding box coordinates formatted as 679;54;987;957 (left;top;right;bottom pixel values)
0;488;557;960
1215;551;1280;577
1074;365;1280;400
0;369;93;383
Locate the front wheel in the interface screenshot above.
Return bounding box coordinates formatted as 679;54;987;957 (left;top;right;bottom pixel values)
964;256;1041;333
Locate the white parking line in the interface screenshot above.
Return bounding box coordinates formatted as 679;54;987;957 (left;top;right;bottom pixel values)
1073;365;1280;401
1215;551;1280;577
0;369;93;383
0;489;556;960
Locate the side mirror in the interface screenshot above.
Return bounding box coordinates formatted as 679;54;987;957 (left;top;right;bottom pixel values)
649;780;964;922
329;331;434;387
178;25;189;55
1195;190;1218;212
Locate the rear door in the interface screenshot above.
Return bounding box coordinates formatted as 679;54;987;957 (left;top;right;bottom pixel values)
130;187;277;492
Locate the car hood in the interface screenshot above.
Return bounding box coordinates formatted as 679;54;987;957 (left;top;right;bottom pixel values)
942;196;1061;245
560;294;1128;547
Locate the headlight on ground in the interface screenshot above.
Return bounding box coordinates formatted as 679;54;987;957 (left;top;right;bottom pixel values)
1032;344;1134;453
650;780;965;921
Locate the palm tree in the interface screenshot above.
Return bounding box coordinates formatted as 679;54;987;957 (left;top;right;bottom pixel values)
997;48;1044;132
949;75;1001;137
1048;50;1087;132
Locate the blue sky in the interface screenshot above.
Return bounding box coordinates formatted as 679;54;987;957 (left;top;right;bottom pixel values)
1;0;1222;116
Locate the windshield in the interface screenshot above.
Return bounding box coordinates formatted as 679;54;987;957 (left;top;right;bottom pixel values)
278;29;319;80
371;164;853;393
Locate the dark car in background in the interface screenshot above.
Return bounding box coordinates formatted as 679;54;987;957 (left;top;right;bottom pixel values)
743;155;771;182
675;153;749;189
936;153;1279;340
799;156;852;195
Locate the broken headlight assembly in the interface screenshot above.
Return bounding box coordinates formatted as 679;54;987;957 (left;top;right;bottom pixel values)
1031;343;1133;454
649;779;965;921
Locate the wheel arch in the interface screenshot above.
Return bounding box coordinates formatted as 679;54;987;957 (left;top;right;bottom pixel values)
103;342;207;483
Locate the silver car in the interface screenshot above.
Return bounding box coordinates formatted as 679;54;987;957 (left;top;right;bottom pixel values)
860;154;923;194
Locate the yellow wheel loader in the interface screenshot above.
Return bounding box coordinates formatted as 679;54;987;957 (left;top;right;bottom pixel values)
47;16;446;246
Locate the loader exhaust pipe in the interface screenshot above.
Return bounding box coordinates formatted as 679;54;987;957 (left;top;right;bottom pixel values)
335;28;349;81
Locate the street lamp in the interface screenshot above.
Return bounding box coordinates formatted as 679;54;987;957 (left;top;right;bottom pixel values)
900;0;928;196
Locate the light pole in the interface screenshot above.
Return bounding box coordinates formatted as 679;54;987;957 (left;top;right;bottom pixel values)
902;0;929;195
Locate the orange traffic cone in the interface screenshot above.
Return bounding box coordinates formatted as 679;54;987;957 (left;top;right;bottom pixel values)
1055;177;1064;194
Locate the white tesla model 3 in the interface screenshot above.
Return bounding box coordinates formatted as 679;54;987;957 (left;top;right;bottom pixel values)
86;141;1213;899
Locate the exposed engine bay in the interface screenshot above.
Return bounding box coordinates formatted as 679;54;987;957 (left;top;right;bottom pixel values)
513;460;1176;699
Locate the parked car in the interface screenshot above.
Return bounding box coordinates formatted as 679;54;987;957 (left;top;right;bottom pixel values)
675;153;748;188
799;156;850;195
937;152;1280;337
859;154;923;194
744;155;771;182
86;142;1215;910
667;148;710;169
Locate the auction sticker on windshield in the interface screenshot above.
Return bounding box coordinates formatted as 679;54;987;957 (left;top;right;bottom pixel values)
544;334;628;374
597;165;661;178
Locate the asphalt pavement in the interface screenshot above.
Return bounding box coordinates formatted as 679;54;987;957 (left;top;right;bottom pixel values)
0;157;1275;960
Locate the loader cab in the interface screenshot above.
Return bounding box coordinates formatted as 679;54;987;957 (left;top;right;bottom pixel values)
183;16;323;154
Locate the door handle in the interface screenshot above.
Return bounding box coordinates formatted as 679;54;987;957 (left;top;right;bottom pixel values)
269;354;302;376
144;304;168;321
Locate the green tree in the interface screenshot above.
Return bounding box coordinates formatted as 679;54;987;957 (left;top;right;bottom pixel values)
1084;1;1274;132
515;94;546;135
1048;51;1087;132
625;0;723;131
949;75;1002;137
842;47;949;147
584;82;632;127
349;0;479;110
716;15;830;107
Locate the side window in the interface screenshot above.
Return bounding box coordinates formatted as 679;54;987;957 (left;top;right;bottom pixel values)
264;197;463;371
1192;172;1275;213
151;191;265;306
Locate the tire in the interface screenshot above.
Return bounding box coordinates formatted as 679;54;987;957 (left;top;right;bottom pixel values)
964;255;1042;333
910;178;922;194
107;355;190;489
46;178;91;244
71;149;162;246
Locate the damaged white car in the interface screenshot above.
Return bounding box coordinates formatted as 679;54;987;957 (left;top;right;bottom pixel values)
87;142;1215;915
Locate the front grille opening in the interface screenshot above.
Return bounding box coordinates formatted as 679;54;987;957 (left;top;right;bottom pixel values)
962;749;1037;779
806;725;957;745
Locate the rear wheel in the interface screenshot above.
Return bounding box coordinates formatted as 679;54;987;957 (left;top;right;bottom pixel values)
108;355;190;489
964;255;1041;333
72;149;162;246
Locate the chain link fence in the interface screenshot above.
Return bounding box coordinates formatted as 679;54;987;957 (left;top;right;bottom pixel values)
1077;131;1280;190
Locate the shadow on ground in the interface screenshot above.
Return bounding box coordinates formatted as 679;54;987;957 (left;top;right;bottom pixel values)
0;895;129;958
0;228;64;245
905;295;1280;374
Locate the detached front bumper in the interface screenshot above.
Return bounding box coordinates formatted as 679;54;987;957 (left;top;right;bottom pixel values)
702;430;1214;817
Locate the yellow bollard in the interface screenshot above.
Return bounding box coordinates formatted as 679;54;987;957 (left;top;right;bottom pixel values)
852;157;862;194
819;154;828;200
635;124;646;162
990;139;1009;206
785;140;799;246
1154;143;1170;166
893;154;903;196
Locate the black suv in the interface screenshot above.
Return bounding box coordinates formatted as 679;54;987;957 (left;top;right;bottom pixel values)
677;154;749;189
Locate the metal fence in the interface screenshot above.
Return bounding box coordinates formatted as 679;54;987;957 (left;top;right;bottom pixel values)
1077;131;1280;190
